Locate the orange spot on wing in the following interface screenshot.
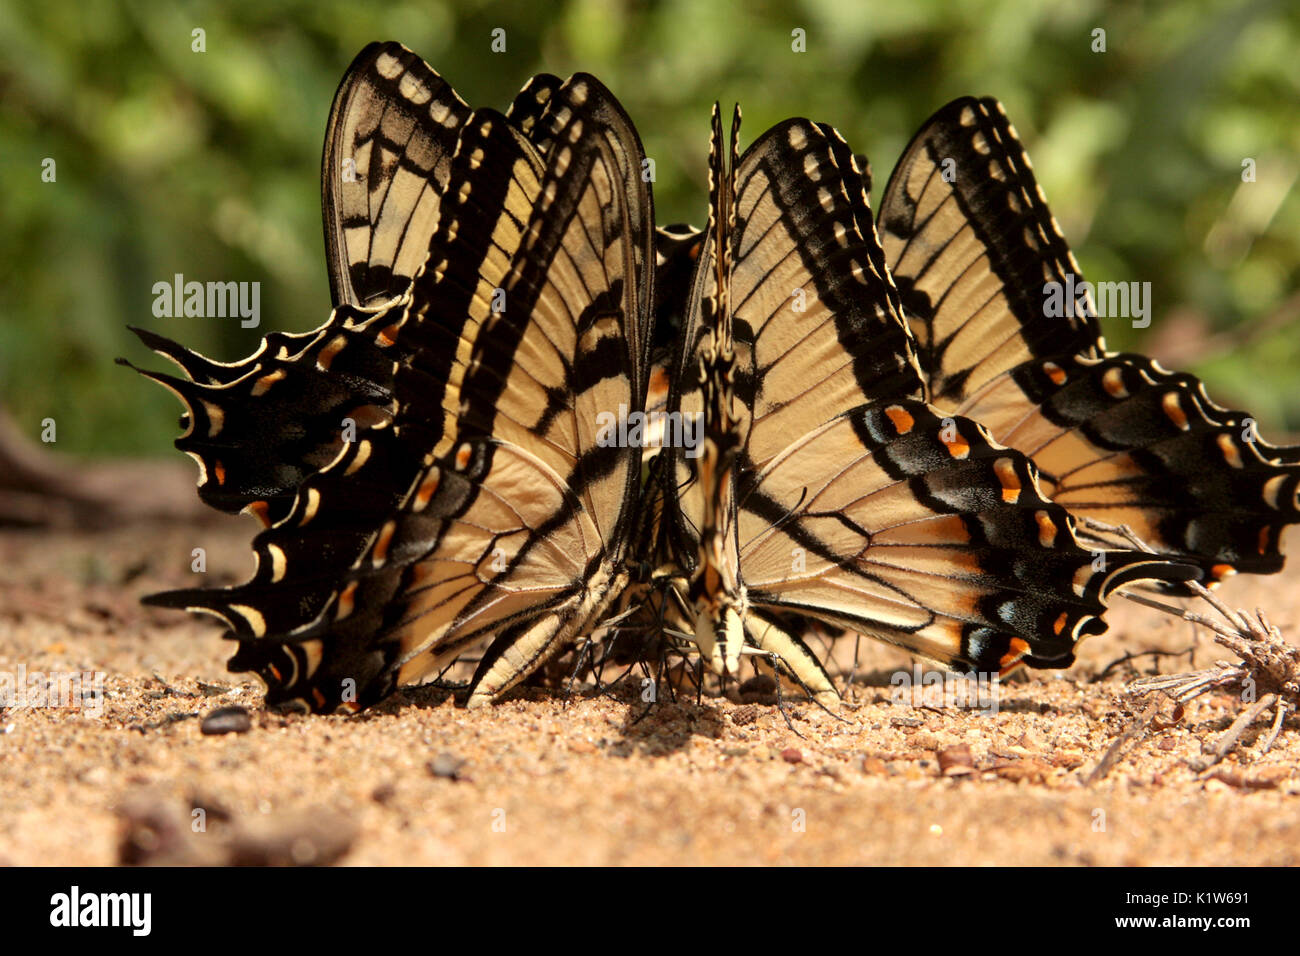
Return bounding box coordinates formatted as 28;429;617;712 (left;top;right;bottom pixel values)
1259;526;1273;556
994;458;1021;503
377;323;401;347
246;500;271;527
1102;366;1129;399
372;521;396;565
214;460;226;486
885;405;915;434
317;335;347;371
1035;510;1058;547
999;637;1031;672
268;664;283;682
1216;433;1243;469
252;369;286;396
647;364;671;402
336;581;358;619
945;435;971;458
1162;392;1189;430
415;469;442;509
1053;611;1069;635
1043;361;1066;386
312;688;328;710
1210;563;1237;581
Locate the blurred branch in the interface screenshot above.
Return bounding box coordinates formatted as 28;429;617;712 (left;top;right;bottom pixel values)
0;404;209;529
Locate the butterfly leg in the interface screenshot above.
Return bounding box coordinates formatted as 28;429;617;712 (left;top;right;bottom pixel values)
762;649;806;739
562;635;595;702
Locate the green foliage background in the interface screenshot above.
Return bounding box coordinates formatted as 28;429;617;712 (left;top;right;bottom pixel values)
1;0;1298;456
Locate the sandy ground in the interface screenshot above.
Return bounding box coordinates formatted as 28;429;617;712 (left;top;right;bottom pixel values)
2;516;1299;866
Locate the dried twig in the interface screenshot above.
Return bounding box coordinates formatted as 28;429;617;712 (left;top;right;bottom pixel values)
1081;517;1300;769
1085;698;1162;785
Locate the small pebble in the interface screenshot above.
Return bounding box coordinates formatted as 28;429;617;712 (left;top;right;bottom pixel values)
780;747;803;764
200;705;251;735
428;752;466;780
938;744;974;776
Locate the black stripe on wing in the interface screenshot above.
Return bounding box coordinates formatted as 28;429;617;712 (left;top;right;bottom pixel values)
725;117;925;473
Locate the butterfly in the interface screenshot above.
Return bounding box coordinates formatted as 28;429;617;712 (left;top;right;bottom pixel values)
124;45;1194;715
875;96;1300;589
657;97;1300;596
124;45;660;712
644;104;1190;704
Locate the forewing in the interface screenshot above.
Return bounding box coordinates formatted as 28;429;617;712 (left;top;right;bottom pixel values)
322;41;471;308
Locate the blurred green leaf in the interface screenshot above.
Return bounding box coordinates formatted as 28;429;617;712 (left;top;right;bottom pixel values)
0;0;1297;455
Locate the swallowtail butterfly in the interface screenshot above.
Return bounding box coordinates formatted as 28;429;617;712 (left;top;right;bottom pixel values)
125;46;657;711
648;105;1191;702
124;47;1198;713
877;97;1300;589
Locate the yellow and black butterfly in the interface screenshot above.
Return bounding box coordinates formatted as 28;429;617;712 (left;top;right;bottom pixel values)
124;46;1195;715
877;97;1300;589
125;46;658;711
659;98;1300;596
648;105;1190;703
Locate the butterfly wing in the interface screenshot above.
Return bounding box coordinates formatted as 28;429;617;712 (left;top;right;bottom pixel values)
121;52;581;527
152;77;654;712
667;111;1194;698
386;78;656;707
122;43;471;521
879;96;1300;584
322;41;472;308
